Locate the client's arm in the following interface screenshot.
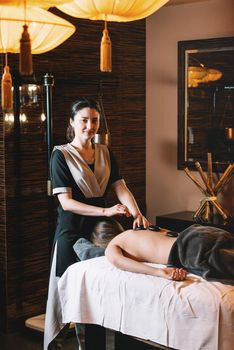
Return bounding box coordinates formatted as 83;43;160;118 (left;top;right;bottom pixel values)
105;242;187;281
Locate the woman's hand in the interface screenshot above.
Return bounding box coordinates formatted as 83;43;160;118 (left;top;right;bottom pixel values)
133;214;150;230
104;204;131;218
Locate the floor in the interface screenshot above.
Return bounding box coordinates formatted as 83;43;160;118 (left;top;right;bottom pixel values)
0;328;115;350
0;327;170;350
0;329;76;350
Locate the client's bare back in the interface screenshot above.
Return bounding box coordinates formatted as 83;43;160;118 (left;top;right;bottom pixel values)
106;229;187;281
111;229;176;265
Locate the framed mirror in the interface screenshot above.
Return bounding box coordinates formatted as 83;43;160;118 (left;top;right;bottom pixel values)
178;37;234;172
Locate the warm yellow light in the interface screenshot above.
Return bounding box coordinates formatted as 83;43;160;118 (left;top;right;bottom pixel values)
41;113;46;122
188;66;207;80
57;0;169;21
188;66;223;87
57;0;168;72
0;5;75;54
202;68;223;82
4;112;14;123
1;0;71;8
188;66;206;87
20;112;27;123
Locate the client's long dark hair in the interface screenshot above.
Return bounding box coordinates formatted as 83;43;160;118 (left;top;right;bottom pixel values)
91;218;124;248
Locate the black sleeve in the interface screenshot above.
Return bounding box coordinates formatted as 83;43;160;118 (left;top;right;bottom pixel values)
108;148;123;185
50;149;73;193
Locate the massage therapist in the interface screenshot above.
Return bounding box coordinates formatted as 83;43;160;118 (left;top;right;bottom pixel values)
50;97;149;277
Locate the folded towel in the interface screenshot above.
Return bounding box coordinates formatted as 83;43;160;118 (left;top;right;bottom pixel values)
73;238;105;261
167;224;234;284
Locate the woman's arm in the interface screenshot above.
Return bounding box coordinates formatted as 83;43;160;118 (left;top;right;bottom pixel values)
105;241;187;281
58;192;130;217
112;180;150;228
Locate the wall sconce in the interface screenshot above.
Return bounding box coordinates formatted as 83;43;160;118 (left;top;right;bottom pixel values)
4;79;47;135
4;112;31;133
19;84;41;107
4;112;14;132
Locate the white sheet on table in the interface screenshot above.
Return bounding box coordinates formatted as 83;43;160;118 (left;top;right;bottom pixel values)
57;256;234;350
44;243;64;350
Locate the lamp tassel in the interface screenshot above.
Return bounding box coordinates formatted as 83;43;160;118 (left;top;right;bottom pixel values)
100;21;112;72
1;53;13;111
19;24;33;76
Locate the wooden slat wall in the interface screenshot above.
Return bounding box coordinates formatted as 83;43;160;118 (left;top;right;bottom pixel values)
0;70;7;330
0;11;146;331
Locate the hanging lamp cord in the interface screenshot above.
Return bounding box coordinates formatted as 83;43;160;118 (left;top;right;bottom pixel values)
24;0;27;25
98;81;109;132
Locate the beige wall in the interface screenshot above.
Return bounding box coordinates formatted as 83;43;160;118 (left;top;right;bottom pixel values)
146;0;234;222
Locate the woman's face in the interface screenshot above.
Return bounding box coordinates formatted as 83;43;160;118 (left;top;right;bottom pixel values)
71;107;100;141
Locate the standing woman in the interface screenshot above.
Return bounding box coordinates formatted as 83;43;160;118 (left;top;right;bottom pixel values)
44;97;149;349
52;97;149;277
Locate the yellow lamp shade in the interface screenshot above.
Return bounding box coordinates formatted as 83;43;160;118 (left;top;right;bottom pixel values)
188;66;207;80
188;79;199;88
203;68;223;82
0;5;75;54
188;66;223;87
57;0;168;72
188;66;207;87
1;0;71;8
57;0;169;22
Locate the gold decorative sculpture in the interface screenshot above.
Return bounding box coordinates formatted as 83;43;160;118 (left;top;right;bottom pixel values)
184;153;234;222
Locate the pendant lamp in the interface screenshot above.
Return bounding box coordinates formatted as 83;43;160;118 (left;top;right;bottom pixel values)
57;0;169;72
94;91;110;146
0;6;75;55
0;5;75;109
188;66;223;88
188;66;207;88
201;68;223;83
1;0;71;7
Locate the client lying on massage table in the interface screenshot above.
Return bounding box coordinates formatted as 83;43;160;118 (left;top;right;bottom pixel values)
106;226;187;281
105;224;234;284
74;219;234;284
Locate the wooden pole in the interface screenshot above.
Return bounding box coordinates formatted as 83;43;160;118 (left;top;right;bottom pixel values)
207;152;213;189
213;164;234;193
184;167;207;194
195;161;215;196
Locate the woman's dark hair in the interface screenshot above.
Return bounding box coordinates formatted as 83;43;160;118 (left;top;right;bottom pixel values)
90;219;124;248
66;97;101;141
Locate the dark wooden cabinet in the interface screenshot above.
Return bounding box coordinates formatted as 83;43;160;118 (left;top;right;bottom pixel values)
156;211;234;233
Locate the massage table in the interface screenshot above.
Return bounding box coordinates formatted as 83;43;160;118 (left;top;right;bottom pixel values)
54;256;234;350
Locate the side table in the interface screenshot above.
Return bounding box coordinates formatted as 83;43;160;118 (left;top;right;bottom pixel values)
156;211;234;233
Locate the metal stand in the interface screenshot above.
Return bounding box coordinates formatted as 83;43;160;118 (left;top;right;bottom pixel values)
43;73;55;255
25;74;55;333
